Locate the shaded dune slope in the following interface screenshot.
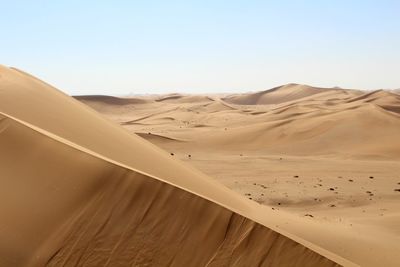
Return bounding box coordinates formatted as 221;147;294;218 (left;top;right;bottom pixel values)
347;90;400;114
0;113;337;267
0;66;352;266
73;95;150;105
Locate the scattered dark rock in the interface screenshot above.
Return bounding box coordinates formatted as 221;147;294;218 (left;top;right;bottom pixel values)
329;188;335;191
394;189;400;192
304;214;314;218
348;179;354;182
369;176;374;179
170;153;174;156
188;154;191;158
330;204;336;207
277;202;281;206
294;175;299;178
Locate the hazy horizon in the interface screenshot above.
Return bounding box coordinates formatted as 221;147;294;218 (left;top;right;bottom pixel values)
70;83;397;97
2;1;399;95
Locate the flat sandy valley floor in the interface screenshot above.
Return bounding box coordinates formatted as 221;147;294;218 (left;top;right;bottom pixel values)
76;84;400;267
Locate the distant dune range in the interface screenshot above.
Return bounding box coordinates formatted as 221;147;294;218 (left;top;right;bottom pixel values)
0;66;352;266
78;83;400;159
76;82;400;267
222;84;360;105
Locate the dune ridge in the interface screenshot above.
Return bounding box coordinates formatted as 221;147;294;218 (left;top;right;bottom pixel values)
0;66;354;266
222;84;361;105
74;95;151;105
0;112;342;267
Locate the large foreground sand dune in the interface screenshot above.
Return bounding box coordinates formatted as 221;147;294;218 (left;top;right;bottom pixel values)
0;66;352;266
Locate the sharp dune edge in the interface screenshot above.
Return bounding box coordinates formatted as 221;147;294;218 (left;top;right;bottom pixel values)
0;66;356;266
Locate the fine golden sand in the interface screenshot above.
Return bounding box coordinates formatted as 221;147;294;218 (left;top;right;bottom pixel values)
77;84;400;267
0;66;353;267
2;65;399;266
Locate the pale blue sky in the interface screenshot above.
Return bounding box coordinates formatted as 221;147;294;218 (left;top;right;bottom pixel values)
1;1;399;95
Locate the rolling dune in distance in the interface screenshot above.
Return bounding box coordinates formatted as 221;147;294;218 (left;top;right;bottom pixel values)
0;66;356;266
222;84;361;105
77;82;400;266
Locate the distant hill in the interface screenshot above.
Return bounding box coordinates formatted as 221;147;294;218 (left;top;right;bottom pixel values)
223;84;359;105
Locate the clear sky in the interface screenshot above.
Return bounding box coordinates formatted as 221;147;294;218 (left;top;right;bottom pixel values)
1;0;399;95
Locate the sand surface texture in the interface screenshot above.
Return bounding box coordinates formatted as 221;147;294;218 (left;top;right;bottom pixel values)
76;84;400;267
0;66;354;266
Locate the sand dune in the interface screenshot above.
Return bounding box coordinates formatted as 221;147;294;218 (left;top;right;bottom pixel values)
76;83;400;267
0;66;353;266
195;103;400;158
223;84;360;105
346;90;400;114
156;94;214;103
74;95;151;105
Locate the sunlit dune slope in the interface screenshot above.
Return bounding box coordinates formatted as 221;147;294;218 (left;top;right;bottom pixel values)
0;65;352;266
195;102;400;158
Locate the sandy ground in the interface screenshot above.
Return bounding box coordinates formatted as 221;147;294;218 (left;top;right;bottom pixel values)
0;66;347;267
75;84;400;267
